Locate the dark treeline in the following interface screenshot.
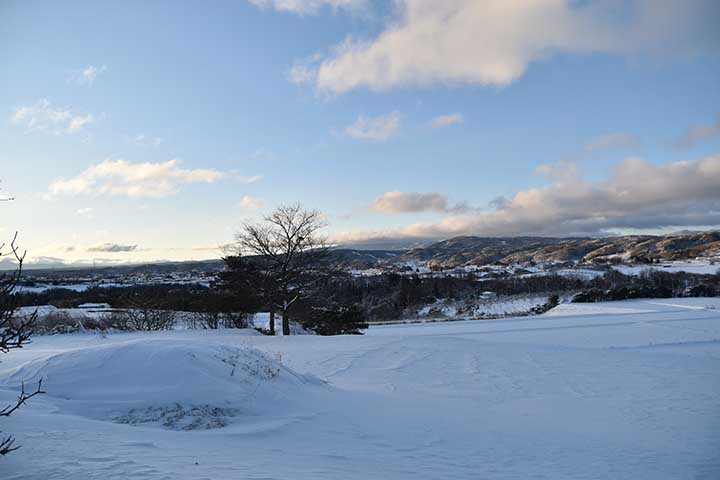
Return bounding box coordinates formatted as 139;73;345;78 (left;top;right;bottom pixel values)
289;269;719;320
14;268;719;325
14;284;217;311
16;203;718;333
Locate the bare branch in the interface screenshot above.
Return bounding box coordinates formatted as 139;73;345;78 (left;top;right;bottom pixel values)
228;204;332;335
0;379;45;418
0;229;44;455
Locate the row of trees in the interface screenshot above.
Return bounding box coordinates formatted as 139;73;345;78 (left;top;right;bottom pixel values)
15;246;720;328
10;203;720;335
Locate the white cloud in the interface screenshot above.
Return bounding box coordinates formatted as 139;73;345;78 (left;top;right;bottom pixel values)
345;111;400;141
289;62;318;85
300;0;720;94
133;134;163;147
47;159;254;198
248;0;365;15
229;173;263;184
337;154;720;242
673;115;720;148
239;195;264;210
11;99;93;134
76;64;107;86
67;114;94;133
430;113;463;129
76;207;93;216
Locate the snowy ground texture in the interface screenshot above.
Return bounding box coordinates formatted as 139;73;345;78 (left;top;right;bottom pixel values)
1;298;720;479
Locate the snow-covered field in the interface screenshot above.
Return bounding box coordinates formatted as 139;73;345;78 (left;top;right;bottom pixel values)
612;260;719;276
1;299;719;479
413;294;551;320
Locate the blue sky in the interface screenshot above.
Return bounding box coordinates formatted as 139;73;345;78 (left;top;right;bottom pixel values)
1;0;719;265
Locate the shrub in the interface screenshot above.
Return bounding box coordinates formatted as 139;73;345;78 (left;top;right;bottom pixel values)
32;310;120;334
299;303;368;335
33;311;84;334
109;308;176;331
529;294;560;314
185;311;251;330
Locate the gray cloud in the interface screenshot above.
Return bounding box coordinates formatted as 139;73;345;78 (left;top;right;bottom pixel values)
87;243;138;253
369;191;482;215
673;115;720;149
583;132;641;156
369;191;449;214
488;196;510;210
339;154;720;243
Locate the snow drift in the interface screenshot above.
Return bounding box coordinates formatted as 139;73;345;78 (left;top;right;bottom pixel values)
0;339;325;429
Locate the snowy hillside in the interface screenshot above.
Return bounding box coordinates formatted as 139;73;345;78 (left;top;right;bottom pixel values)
1;299;719;479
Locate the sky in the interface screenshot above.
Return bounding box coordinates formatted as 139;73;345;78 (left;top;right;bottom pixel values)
1;0;719;266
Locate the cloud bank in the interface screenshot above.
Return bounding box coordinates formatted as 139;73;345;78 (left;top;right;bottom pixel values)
338;154;720;246
294;0;719;94
48;159;258;198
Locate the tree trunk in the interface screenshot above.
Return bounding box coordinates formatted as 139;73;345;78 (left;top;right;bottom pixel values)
282;308;290;336
269;309;276;335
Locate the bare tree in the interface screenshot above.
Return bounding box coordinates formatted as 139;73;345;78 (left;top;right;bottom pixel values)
109;295;176;331
229;204;330;335
0;233;44;456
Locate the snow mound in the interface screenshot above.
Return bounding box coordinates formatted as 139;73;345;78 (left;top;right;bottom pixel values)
1;339;325;428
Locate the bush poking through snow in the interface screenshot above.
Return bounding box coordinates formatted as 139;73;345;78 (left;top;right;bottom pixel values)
115;404;241;430
185;311;251;330
31;310;87;334
108;308;176;331
297;303;369;335
0;233;44;456
529;294;560;315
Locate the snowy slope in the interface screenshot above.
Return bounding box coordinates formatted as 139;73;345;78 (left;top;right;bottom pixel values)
1;300;719;479
612;260;719;276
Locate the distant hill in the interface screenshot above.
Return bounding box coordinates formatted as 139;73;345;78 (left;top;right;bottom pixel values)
388;231;720;269
7;231;719;276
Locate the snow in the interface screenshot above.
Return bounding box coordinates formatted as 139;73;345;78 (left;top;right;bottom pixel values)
2;337;322;426
612;260;719;276
1;299;720;479
547;297;720;317
77;303;111;309
414;294;550;320
520;268;606;280
250;312;315;335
